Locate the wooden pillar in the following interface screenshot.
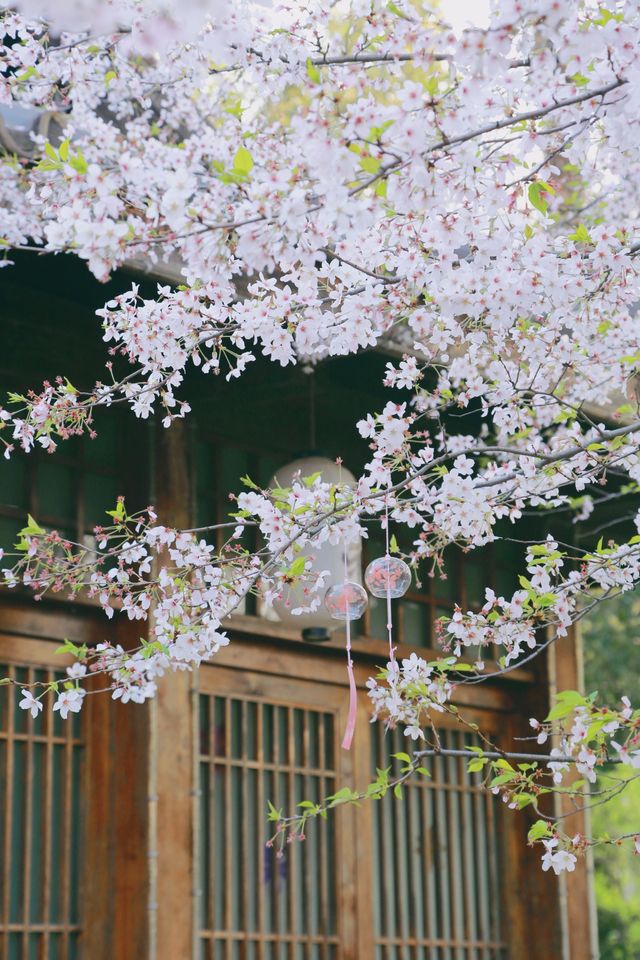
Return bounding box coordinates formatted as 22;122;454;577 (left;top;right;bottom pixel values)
550;624;598;960
152;419;195;960
83;617;151;959
502;665;565;959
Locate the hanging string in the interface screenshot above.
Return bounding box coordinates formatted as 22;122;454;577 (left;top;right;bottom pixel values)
384;496;396;668
341;539;357;751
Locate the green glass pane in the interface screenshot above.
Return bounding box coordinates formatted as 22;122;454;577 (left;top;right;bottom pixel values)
49;745;63;922
245;701;257;761
29;743;45;923
293;708;304;767
0;516;23;555
324;714;334;770
262;705;274;764
433;549;458;602
231;699;242;760
71;706;82;740
199;695;210;755
365;535;386;565
0;453;28;510
463;561;488;608
0;674;7;732
401;601;430;647
28;934;41;960
8;933;21;960
495;563;519;599
258;455;282;489
435;606;452;643
368;595;387;640
13;666;28;735
213;763;226;930
194;441;215;528
214;696;225;757
69;746;82;925
220;447;250;503
198;762;210;929
49;934;61;960
35;461;75;525
231;765;243;929
276;707;288;765
83;416;119;468
84;472;119;529
31;669;48;738
307;712;319;768
10;741;25;922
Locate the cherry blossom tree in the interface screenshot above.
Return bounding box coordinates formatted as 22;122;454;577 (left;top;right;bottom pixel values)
2;0;640;872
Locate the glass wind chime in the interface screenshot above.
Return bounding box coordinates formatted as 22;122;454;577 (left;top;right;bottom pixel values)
324;504;411;750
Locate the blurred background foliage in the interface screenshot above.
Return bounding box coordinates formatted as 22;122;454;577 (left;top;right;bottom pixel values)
582;592;640;959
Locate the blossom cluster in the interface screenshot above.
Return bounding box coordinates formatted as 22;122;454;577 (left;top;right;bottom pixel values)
2;0;640;865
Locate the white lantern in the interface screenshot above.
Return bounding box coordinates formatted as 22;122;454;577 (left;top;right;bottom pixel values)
259;456;363;640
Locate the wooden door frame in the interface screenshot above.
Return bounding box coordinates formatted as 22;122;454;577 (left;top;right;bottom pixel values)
0;599;151;960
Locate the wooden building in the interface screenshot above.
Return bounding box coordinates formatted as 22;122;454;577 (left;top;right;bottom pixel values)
0;255;596;959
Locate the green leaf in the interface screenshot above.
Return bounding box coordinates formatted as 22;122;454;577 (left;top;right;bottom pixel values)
305;58;321;84
69;150;88;175
568;223;593;244
528;180;555;215
327;786;356;805
267;800;282;822
104;70;117;87
105;499;126;522
490;772;516;787
360;155;381;174
233;146;254;177
44;142;58;162
287;556;306;577
569;72;589;87
303;472;321;488
467;758;488;772
545;689;589;722
391;751;412;764
22;514;45;536
494;758;514;771
393;784;403;799
58;139;70;161
55;638;81;656
241;474;259;490
528;819;552;841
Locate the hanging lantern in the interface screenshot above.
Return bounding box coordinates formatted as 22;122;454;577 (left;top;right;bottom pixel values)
259;456;363;641
364;556;412;599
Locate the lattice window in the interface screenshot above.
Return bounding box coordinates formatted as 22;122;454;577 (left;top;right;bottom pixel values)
198;692;339;960
0;663;83;960
0;415;121;555
371;725;506;960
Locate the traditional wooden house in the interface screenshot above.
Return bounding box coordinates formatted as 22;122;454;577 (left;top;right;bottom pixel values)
0;253;596;960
